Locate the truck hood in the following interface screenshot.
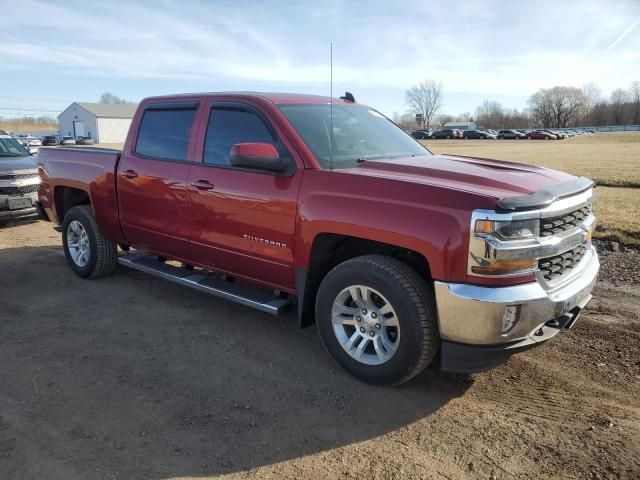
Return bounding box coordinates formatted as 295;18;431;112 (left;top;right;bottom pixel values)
340;154;575;204
0;155;38;173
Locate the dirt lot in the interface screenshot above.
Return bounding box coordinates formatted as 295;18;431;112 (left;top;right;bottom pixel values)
1;218;639;480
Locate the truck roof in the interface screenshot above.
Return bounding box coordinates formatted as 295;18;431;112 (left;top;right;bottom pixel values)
141;92;355;105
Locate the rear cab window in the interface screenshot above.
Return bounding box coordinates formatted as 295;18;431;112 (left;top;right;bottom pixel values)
135;103;198;161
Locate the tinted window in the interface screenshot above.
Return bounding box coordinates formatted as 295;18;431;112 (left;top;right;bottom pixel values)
136;108;196;161
204;107;275;166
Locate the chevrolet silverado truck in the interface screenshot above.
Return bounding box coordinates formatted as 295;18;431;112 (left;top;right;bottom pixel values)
36;93;599;385
0;130;40;222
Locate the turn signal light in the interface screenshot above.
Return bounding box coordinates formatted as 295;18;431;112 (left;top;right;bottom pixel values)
471;258;538;276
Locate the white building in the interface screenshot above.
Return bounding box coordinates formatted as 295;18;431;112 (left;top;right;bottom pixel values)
57;102;137;144
444;121;477;131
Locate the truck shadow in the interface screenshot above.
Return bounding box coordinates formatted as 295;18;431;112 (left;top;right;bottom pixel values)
0;245;472;479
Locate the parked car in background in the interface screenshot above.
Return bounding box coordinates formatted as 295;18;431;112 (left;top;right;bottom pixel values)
462;130;496;139
497;129;526;139
42;135;61;146
525;130;558;140
76;137;95;145
0;130;40;222
411;129;432;139
550;130;567;139
18;134;42;147
410;129;432;139
432;128;462;139
60;136;76;145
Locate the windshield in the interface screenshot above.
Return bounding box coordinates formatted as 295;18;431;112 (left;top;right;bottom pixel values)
279;104;430;169
0;134;29;157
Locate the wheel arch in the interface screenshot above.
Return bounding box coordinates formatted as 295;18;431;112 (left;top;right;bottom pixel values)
296;233;433;328
54;185;91;223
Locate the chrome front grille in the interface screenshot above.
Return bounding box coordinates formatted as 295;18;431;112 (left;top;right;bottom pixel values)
0;173;39;181
0;184;40;195
538;244;587;281
540;205;591;237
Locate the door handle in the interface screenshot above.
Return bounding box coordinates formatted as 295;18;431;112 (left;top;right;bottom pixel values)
190;180;214;191
122;169;138;179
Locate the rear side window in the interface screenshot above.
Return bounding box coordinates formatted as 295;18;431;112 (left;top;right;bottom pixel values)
135;107;197;161
204;107;275;166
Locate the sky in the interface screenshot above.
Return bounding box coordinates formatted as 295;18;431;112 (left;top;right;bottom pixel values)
1;0;639;118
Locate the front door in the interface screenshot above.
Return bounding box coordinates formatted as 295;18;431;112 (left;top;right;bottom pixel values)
117;102;199;259
186;102;303;291
73;121;84;138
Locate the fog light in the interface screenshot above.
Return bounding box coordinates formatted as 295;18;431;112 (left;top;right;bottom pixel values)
501;305;521;335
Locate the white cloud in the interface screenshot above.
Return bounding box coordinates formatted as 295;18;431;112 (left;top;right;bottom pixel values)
1;0;638;109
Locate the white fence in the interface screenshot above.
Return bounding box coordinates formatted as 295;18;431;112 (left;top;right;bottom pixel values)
561;125;640;132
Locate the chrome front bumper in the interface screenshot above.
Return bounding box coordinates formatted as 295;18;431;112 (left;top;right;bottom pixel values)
0;192;39;220
434;243;599;348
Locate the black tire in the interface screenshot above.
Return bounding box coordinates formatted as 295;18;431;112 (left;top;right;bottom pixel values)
62;205;117;279
315;255;439;385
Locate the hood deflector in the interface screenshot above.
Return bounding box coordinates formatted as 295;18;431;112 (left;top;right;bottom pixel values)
498;176;594;211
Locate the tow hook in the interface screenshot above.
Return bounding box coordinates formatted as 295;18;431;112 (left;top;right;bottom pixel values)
545;294;592;330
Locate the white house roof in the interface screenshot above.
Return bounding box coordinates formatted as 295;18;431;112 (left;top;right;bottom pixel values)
60;102;137;119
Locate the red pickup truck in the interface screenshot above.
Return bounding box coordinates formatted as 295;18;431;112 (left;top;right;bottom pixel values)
37;92;599;385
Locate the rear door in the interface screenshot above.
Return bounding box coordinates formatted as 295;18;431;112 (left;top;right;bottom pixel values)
186;101;303;291
117;101;199;259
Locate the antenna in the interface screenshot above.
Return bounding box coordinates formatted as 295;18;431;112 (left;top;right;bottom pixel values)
329;42;333;170
330;41;333;171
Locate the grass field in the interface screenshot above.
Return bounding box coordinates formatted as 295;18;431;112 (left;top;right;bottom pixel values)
423;132;640;246
0;121;57;133
423;132;640;189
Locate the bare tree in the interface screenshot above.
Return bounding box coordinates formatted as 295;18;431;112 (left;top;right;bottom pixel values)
99;92;136;105
476;100;506;129
581;82;602;124
630;81;640;125
391;111;419;131
609;88;630;124
405;79;443;128
436;113;453;127
528;86;585;128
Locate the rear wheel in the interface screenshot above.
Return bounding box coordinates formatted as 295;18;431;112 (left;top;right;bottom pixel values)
316;255;439;385
62;205;117;279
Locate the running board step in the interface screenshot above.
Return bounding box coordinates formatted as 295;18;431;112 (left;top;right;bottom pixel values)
118;253;291;315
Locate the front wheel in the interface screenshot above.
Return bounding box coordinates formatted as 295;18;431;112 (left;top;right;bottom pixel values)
62;205;117;279
315;255;439;385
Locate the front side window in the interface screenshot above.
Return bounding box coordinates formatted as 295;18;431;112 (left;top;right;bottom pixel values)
135;107;197;161
279;104;430;169
204;107;275;166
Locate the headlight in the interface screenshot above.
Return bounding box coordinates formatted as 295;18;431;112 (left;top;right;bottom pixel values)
469;213;540;278
474;218;539;240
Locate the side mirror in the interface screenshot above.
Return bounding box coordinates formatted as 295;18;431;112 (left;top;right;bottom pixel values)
230;143;287;173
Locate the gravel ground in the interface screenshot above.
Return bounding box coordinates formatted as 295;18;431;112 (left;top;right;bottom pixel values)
1;220;639;480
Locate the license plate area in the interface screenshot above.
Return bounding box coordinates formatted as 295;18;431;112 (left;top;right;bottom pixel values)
8;197;32;210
